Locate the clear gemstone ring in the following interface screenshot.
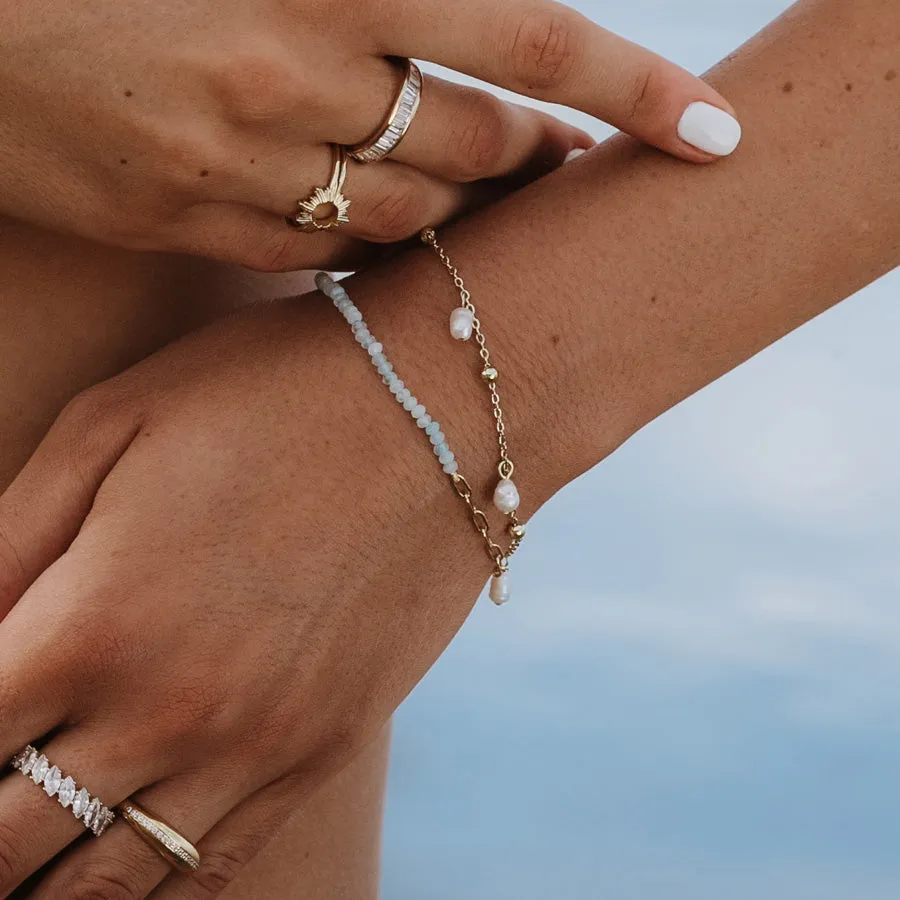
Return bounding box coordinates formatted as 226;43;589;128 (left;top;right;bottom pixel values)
119;801;201;872
8;745;115;837
346;59;423;164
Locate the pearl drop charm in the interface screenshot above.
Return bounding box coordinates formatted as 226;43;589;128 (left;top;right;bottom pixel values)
493;478;520;514
489;573;511;606
449;307;475;341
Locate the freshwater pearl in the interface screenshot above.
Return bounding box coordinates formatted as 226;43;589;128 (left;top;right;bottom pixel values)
493;479;520;514
449;307;475;341
489;573;511;606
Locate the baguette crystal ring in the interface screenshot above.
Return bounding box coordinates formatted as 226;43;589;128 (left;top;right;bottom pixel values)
120;801;201;872
9;745;116;836
287;144;351;233
346;59;423;164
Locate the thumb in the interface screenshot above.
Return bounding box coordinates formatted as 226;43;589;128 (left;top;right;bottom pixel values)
0;385;142;619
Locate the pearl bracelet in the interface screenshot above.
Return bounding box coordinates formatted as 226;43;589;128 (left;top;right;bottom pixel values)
316;231;525;605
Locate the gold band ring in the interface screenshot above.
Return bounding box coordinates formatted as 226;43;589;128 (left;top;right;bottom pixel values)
287;144;351;233
346;59;423;164
119;801;201;873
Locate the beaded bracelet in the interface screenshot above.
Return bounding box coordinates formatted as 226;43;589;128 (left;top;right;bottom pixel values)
315;229;524;605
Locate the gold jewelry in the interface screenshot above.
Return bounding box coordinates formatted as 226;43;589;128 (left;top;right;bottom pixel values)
119;801;201;873
346;59;423;164
287;145;351;233
315;226;524;607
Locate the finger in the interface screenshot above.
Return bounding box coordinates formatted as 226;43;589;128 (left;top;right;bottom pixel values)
30;766;250;900
162;156;478;273
149;776;308;900
381;0;742;161
0;388;142;618
156;202;379;273
331;67;594;183
221;146;474;243
0;729;154;898
0;559;106;767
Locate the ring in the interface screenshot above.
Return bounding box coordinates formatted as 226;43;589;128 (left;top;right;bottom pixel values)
9;745;115;837
346;59;423;164
120;801;201;873
287;144;351;233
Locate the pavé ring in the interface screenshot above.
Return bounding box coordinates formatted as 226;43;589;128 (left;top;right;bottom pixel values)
9;745;115;837
119;800;201;872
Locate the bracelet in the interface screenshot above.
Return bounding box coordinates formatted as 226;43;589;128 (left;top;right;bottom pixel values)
315;230;524;605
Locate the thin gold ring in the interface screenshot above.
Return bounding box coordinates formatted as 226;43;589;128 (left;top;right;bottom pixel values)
287;144;351;233
346;59;423;164
119;801;201;873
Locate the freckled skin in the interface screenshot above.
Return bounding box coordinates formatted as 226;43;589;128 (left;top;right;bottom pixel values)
782;80;794;92
886;69;897;81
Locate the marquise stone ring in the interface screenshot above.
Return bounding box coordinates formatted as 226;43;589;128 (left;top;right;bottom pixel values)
9;745;116;837
347;58;423;164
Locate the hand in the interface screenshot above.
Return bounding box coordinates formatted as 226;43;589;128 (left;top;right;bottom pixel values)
0;295;491;898
0;0;738;271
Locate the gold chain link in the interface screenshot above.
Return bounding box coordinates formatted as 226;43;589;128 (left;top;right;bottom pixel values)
421;228;525;576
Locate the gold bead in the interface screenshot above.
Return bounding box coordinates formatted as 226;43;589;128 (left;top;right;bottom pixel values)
481;367;499;382
509;522;527;539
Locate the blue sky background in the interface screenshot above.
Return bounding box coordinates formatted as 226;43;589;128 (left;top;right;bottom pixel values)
383;3;900;897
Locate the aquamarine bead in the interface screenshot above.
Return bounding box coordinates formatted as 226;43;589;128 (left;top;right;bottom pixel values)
377;362;393;377
416;414;432;428
390;379;405;395
429;431;446;446
360;335;375;350
397;388;411;403
366;342;383;356
371;353;387;367
402;395;418;411
425;421;440;436
443;460;459;475
411;404;426;419
433;442;449;456
438;450;455;465
347;309;363;324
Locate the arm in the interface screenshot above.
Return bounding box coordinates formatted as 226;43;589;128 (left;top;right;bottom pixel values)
352;0;899;514
0;1;897;896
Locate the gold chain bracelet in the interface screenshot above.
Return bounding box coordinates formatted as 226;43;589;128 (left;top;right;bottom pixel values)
315;230;524;606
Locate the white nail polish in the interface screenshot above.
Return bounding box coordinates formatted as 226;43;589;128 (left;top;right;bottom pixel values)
564;148;587;163
677;102;742;156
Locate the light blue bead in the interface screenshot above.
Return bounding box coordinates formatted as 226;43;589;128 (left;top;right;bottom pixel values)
429;431;446;446
390;379;405;395
397;388;411;403
402;395;418;411
443;460;459;475
347;309;363;324
371;353;387;367
377;363;393;377
438;450;454;465
425;422;440;436
411;404;426;419
416;414;432;429
366;342;383;356
433;442;449;457
360;335;375;350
